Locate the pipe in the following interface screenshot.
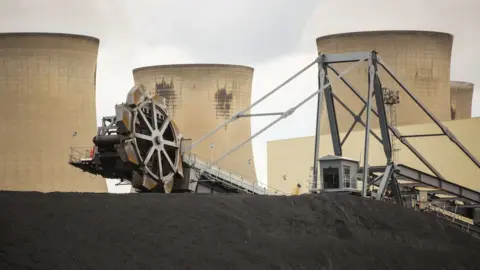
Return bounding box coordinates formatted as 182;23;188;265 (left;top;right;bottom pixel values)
93;135;121;146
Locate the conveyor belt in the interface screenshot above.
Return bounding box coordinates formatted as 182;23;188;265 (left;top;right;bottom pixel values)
367;164;480;204
182;154;283;195
394;164;480;204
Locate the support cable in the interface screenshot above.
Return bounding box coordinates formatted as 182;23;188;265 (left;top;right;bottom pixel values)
209;55;369;167
184;57;321;153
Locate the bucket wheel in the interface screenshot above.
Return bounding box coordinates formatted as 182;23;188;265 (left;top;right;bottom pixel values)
116;84;183;192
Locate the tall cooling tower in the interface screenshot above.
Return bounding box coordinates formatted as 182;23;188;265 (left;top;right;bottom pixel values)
0;33;107;192
450;81;474;120
316;31;453;134
133;64;257;181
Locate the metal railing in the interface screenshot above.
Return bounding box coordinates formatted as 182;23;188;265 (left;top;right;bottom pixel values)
424;202;474;226
307;178;363;194
68;147;93;163
412;200;480;237
182;153;288;195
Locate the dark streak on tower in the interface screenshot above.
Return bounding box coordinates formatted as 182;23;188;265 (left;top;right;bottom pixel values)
215;81;234;119
155;77;178;117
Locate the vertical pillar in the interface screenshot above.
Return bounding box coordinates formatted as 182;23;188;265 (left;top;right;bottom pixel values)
312;55;325;193
323;69;342;156
372;52;393;163
362;52;375;197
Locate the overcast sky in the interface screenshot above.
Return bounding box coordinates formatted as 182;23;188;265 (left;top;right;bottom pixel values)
1;0;479;189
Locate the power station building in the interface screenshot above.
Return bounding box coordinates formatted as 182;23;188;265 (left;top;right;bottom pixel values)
0;32;107;192
133;64;257;181
268;30;479;195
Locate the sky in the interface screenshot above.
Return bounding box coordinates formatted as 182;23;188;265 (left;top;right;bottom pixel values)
1;0;479;190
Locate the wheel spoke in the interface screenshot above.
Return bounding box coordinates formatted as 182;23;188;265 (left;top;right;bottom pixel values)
139;109;153;132
135;133;152;141
160;118;170;134
152;103;158;130
144;147;155;165
157;149;163;179
163;140;178;148
162;148;175;170
146;166;159;180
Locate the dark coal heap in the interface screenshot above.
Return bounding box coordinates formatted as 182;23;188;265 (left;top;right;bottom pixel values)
1;191;479;270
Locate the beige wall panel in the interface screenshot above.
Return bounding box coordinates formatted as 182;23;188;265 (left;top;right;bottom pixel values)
133;64;256;181
0;33;107;192
316;31;453;134
450;81;474;120
268;118;480;194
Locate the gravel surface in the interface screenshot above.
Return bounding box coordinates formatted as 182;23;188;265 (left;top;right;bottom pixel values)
1;191;479;270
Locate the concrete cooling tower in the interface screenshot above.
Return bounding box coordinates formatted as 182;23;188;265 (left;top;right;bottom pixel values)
133;64;257;181
0;33;107;192
450;81;474;120
316;31;453;134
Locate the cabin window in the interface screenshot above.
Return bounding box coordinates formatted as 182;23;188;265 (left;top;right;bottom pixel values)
343;166;351;188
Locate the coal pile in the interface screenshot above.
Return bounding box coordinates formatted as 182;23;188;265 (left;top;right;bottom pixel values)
1;191;479;270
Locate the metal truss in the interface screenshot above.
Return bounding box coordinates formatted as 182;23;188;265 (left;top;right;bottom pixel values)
183;51;479;204
313;51;479;196
365;164;480;204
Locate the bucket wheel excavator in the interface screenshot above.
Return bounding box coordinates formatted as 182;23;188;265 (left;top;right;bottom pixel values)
69;84;271;194
72;85;184;193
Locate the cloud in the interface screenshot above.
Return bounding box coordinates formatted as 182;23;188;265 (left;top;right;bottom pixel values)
123;0;319;64
0;0;128;40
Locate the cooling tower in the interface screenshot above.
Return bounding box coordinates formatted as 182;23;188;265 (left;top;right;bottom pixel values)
316;31;453;134
0;33;107;192
450;81;474;120
133;64;257;181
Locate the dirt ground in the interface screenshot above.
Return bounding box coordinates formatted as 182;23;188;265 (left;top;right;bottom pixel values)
1;191;479;270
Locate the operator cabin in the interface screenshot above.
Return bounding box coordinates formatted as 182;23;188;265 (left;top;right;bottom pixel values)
318;155;360;191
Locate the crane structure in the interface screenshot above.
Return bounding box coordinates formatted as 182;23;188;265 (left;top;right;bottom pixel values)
307;51;480;232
